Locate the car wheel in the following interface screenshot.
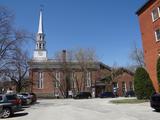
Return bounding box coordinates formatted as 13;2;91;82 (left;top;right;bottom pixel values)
1;108;11;118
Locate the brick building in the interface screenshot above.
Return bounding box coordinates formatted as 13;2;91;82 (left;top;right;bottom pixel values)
114;68;134;96
136;0;160;92
28;10;134;98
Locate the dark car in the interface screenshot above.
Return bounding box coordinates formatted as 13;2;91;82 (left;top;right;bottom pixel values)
19;92;37;104
74;92;92;99
150;92;160;111
19;93;32;104
4;94;22;109
30;93;37;103
0;94;22;118
125;91;135;97
17;94;30;105
0;103;16;118
100;92;115;98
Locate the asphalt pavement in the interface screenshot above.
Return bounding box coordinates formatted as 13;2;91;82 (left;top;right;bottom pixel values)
7;97;160;120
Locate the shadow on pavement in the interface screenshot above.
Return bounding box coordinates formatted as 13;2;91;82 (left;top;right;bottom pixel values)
12;112;28;118
153;110;160;113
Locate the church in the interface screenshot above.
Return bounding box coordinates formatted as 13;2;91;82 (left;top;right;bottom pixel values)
28;10;134;98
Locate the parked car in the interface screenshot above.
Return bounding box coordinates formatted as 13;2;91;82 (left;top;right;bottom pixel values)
0;94;22;118
29;93;37;103
19;93;32;104
0;103;16;118
17;94;30;105
125;91;135;97
4;94;22;109
74;92;92;99
100;92;115;98
150;92;160;111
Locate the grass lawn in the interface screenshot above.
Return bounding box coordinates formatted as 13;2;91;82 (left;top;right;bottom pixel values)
110;99;149;104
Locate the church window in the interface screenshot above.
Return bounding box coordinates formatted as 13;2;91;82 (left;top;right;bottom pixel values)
55;72;60;88
86;71;91;87
38;72;44;89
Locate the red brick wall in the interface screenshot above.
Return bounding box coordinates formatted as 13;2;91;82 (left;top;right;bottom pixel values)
30;68;133;97
116;72;133;96
30;68;111;97
138;0;160;92
31;70;54;94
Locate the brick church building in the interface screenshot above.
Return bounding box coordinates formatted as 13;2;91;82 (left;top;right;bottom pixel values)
136;0;160;92
28;10;134;98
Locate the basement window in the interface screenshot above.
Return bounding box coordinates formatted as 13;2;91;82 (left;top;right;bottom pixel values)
152;8;159;22
155;28;160;41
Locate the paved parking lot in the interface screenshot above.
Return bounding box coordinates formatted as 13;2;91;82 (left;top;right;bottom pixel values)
7;98;160;120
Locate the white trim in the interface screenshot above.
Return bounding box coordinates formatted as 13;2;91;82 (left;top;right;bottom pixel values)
155;31;158;41
155;28;160;41
124;82;127;92
151;11;155;22
151;7;159;22
158;7;160;18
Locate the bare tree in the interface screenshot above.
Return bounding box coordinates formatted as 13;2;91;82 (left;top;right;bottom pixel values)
0;6;32;92
47;50;74;98
129;43;145;67
48;48;98;98
0;6;14;69
2;48;29;92
74;48;97;92
0;6;31;71
101;63;124;93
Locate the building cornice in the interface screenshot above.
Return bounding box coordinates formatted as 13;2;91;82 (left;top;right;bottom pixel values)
136;0;156;15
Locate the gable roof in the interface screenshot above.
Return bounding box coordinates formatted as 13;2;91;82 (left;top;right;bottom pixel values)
136;0;156;15
116;67;134;76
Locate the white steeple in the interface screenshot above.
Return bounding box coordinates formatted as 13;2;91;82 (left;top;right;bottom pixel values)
33;9;47;61
38;10;43;34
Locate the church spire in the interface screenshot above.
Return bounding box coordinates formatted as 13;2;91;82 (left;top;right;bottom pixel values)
33;7;47;61
38;9;43;34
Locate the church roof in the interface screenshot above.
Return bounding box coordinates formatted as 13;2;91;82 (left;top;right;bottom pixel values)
28;60;111;71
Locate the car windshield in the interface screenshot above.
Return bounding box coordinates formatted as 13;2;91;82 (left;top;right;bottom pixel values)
21;93;28;96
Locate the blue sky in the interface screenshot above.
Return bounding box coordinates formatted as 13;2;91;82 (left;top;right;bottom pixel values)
0;0;146;67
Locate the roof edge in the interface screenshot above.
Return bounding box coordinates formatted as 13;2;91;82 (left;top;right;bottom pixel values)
136;0;155;15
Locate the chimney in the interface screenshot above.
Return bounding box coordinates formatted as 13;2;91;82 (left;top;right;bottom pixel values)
62;50;66;62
